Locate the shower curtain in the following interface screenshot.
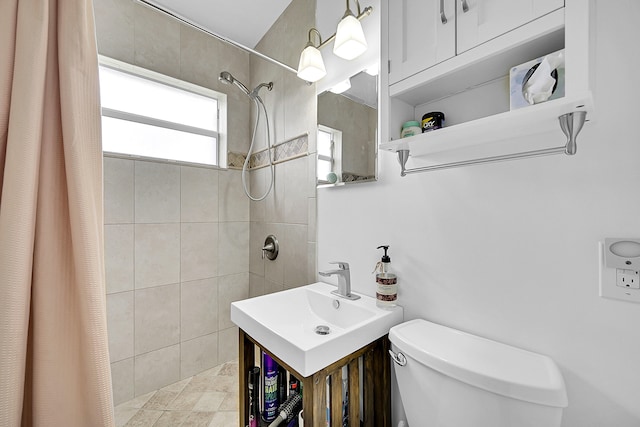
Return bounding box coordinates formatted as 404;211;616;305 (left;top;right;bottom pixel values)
0;0;114;425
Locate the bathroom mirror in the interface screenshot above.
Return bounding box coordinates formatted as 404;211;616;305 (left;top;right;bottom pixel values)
317;71;378;187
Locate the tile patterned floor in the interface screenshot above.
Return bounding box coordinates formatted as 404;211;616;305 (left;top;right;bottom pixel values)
114;361;239;427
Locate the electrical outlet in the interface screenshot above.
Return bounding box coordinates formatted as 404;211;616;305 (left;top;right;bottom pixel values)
599;242;640;303
617;269;640;289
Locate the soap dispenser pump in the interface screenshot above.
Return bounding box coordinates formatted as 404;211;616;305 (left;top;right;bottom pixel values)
374;245;397;308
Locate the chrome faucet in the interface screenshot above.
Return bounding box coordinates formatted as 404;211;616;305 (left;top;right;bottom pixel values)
319;261;360;300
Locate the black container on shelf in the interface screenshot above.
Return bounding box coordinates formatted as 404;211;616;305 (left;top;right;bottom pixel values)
421;112;445;132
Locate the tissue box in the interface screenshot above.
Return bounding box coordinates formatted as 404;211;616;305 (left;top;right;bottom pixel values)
509;49;565;110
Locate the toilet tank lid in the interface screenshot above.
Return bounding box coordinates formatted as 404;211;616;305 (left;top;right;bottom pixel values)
389;319;568;408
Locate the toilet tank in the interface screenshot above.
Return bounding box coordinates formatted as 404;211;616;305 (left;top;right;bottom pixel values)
389;319;568;427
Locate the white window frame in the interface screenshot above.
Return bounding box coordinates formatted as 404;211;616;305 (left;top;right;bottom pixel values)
317;125;342;184
98;55;228;168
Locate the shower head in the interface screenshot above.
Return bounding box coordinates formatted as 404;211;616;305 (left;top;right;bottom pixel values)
218;71;250;96
219;71;273;100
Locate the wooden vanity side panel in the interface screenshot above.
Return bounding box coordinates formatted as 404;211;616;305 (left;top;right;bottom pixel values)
238;330;254;427
363;349;375;427
374;337;392;427
330;369;342;425
312;371;327;426
348;358;360;427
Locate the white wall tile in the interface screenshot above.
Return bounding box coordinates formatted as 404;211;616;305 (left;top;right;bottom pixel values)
249;221;265;276
135;284;180;354
133;2;180;79
180;333;218;378
217;327;238;364
249;168;267;222
181;223;218;281
105;224;134;294
218;273;249;330
104;157;134;224
249;273;265;298
284;71;317;141
134;344;180;396
283;224;309;289
284;157;308;224
308;197;317;243
135;161;180;224
94;0;135;64
135;224;180;289
181;278;218;342
265;279;284;295
264;164;285;223
107;291;134;362
111;357;134;406
307;242;317;285
181;166;219;223
263;223;285;285
219;170;249;222
218;222;249;276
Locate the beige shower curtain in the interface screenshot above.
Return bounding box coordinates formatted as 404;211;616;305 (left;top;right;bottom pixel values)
0;0;114;425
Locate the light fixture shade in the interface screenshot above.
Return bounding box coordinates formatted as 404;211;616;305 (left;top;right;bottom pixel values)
333;14;368;60
297;44;327;82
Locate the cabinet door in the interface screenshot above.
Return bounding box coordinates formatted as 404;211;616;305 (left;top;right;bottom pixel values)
388;0;456;85
456;0;564;54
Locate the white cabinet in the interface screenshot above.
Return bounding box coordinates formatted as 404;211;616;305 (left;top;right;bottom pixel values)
380;0;593;174
388;0;565;86
457;0;564;53
388;0;455;85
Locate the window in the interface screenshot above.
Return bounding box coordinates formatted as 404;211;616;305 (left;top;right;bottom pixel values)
99;57;226;166
317;125;342;183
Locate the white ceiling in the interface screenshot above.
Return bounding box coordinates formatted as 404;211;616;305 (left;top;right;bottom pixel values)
147;0;294;48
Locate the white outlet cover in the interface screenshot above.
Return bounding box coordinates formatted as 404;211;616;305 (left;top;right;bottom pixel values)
599;242;640;303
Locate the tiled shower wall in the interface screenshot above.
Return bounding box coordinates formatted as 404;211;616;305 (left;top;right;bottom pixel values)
96;0;319;407
104;159;249;404
248;0;319;297
94;0;253;405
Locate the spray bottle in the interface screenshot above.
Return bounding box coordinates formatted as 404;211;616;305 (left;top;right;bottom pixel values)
262;352;279;423
248;367;260;427
373;245;397;308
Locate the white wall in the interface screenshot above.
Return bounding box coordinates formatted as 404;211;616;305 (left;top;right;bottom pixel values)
318;1;640;426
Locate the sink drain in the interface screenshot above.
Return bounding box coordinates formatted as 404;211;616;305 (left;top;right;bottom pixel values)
315;325;331;335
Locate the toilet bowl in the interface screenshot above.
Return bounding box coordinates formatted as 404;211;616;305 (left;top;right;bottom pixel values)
388;319;568;427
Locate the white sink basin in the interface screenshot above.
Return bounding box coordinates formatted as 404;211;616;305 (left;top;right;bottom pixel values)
231;282;404;377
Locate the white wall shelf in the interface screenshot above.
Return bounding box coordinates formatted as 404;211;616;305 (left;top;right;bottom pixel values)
380;93;593;157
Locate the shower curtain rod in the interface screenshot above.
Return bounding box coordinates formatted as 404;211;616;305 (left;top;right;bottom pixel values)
135;0;299;75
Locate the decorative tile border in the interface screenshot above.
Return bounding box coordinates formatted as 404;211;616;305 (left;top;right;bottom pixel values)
227;133;308;170
227;151;247;170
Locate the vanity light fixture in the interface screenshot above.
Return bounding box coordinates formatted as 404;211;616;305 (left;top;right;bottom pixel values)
297;0;373;83
297;29;327;82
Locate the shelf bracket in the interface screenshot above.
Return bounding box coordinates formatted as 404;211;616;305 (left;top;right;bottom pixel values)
397;111;587;176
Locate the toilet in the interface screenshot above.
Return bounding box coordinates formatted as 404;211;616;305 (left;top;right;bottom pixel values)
388;319;568;427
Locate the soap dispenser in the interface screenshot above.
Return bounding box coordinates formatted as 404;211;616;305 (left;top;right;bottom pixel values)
374;245;397;309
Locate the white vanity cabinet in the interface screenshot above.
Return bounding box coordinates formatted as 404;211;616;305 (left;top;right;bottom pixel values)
380;0;593;172
457;0;564;54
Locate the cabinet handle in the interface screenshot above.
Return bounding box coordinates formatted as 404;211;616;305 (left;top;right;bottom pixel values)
440;0;448;24
461;0;469;13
